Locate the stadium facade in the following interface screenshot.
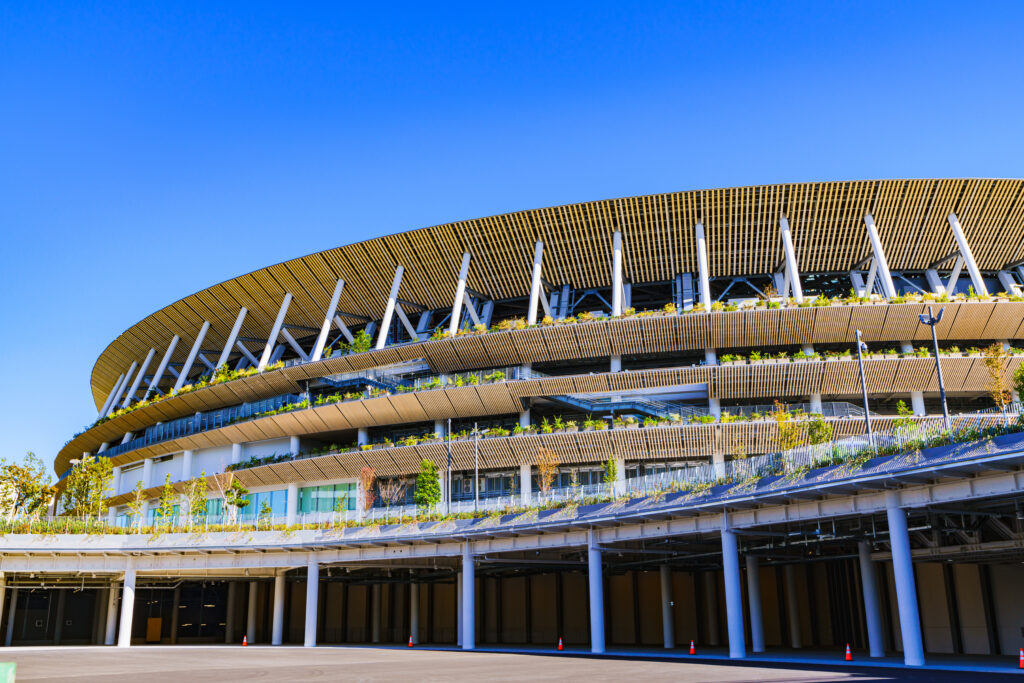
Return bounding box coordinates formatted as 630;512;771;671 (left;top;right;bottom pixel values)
5;179;1024;665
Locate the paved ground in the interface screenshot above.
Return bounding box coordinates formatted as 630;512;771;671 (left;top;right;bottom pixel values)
0;645;1020;682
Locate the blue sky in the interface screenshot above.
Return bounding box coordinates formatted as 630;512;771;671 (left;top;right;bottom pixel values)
1;2;1022;473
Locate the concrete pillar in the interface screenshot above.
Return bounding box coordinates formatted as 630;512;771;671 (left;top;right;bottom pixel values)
434;420;445;438
518;409;530;429
247;582;258;644
779;215;804;303
0;575;5;644
225;582;237;643
587;531;605;653
809;394;823;414
170;586;180;644
409;581;420;645
745;555;764;653
610;355;622;372
659;565;675;649
886;492;924;666
371;584;382;643
311;278;346;362
449;252;472;335
111;465;122;496
462;544;475;650
376;266;405;350
721;527;745;659
286;483;299;526
357;428;369;447
925;269;945;295
456;570;463;647
304;559;319;647
289;435;301;455
259;293;293;371
703;571;720;646
53;589;67;645
104;583;118;645
858;541;885;658
947;213;989;296
519;463;533;506
4;587;17;646
181;450;193;480
910;391;926;416
527;241;546;325
272;572;286;645
784;565;801;649
140;457;153;489
117;563;136;647
863;214;897;299
695;222;712;308
231;443;243;465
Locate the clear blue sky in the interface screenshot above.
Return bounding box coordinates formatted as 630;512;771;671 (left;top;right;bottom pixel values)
2;2;1022;473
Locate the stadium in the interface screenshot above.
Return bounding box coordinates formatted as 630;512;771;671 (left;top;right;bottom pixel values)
6;178;1024;667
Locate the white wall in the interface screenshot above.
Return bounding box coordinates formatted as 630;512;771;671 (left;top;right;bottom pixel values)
151;455;180;487
193;444;233;478
119;466;144;495
243;438;290;460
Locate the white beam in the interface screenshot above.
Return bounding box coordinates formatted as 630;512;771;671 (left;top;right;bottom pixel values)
946;255;964;294
461;292;481;326
779;215;804;303
527;241;547;324
925;269;945;295
311;279;345;362
376;266;404;350
449;252;471;336
144;336;179;400
259;293;293;371
722;525;745;659
947;212;988;296
612;231;624;316
331;315;356;344
117;562;135;647
850;271;867;299
997;270;1021;296
864;258;878;297
886;492;925;666
394;303;421;341
216;309;247;369
304;559;318;647
108;361;138;414
858;541;885;657
695;222;711;308
587;530;604;653
235;342;259;368
863;214;897;298
462;543;475;650
175;321;210;392
98;373;126;418
280;328;309;362
121;348;156;408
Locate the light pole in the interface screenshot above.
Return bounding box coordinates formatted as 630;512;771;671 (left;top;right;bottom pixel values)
919;306;952;434
854;329;873;446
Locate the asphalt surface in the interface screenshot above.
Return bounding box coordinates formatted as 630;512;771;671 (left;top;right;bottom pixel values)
0;645;1018;682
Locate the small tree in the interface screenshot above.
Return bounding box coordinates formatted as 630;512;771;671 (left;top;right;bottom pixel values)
771;401;804;451
259;500;272;529
806;415;833;445
332;487;352;527
359;467;377;513
0;452;54;521
413;460;441;511
535;447;560;498
224;480;250;527
378;478;407;516
157;474;176;528
62;454;113;519
984;343;1012;426
180;473;208;530
602;456;620;496
127;481;148;532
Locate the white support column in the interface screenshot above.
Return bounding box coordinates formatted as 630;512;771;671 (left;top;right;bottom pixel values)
925;269;945;295
462;543;475;650
3;587;15;647
247;582;258;644
850;271;867;299
527;241;549;324
122;348;156;407
519;463;532;506
258;294;293;371
864;213;897;298
289;436;301;455
779;215;804;303
371;583;382;643
0;574;5;645
998;270;1021;296
659;564;675;649
231;443;243;465
176;321;211;391
809;393;823;414
286;483;298;526
144;336;179;400
104;582;118;645
280;328;309;362
886;491;925;666
721;525;745;659
108;361;138;413
272;572;286;645
695;222;711;309
409;581;420;645
858;541;885;658
181;450;193;481
394;301;421;340
225;581;237;643
216;310;247;370
911;391;926;416
948;213;988;296
864;258;878;297
610;355;622;372
947;255;964;294
98;373;127;418
745;555;764;653
141;458;153;489
613;458;625;497
376;266;405;350
117;561;136;647
311;279;346;363
456;570;463;647
449;252;472;336
111;465;122;496
332;315;356;345
304;558;319;647
784;565;801;649
587;530;605;653
612;231;624;316
357;428;369;447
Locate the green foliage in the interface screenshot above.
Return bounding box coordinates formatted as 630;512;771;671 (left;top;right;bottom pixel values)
61;454;113;519
603;457;619;489
806;415;833;445
0;452;54;518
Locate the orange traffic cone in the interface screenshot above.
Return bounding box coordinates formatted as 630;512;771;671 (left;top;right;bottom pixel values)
558;637;563;651
844;643;852;661
689;640;695;655
1019;648;1023;668
242;635;248;647
408;635;414;647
